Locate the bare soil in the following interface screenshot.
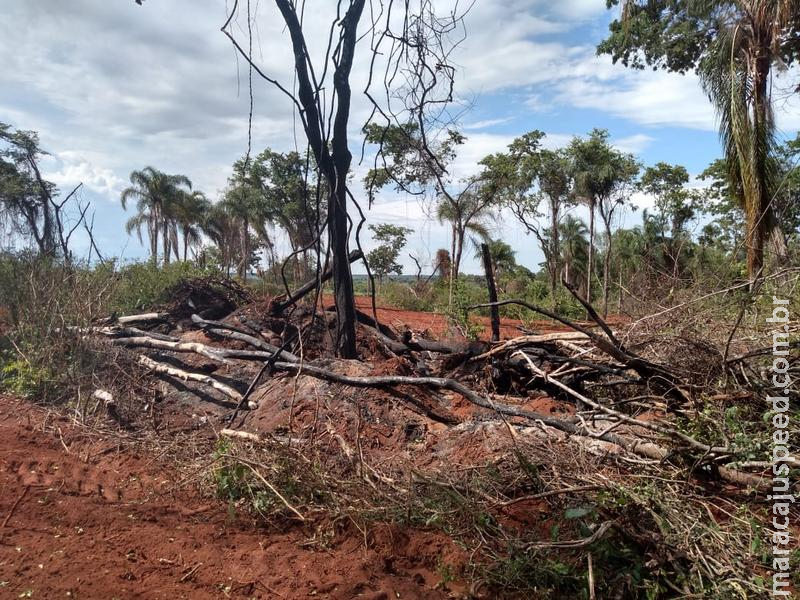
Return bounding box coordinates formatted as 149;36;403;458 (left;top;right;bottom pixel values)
0;395;464;599
344;296;627;340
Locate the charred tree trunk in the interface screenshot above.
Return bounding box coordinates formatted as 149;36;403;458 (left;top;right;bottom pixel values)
548;196;560;306
481;243;500;342
274;0;362;358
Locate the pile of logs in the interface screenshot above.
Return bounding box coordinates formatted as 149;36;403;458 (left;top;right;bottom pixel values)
78;273;769;489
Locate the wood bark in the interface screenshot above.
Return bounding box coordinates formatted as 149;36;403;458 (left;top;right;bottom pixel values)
274;0;363;358
137;355;249;407
481;243;501;342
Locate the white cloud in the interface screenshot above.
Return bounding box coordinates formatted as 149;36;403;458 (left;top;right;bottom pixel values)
614;134;655;154
554;58;718;131
463;118;513;130
44;152;124;200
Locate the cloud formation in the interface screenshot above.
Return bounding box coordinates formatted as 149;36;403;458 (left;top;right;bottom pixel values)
2;0;793;272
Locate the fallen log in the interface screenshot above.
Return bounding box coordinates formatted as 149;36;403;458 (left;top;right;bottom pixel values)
401;331;459;354
271;249;363;314
191;315;300;362
137;355;252;408
470;332;589;362
111;336;299;364
220;428;262;442
115;312;169;324
113;337;235;363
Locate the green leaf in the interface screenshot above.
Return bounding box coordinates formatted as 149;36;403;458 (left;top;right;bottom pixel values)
564;507;593;520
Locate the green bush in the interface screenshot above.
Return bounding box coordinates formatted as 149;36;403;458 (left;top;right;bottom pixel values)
102;260;221;315
0;253;220;406
0;351;49;398
380;280;436;312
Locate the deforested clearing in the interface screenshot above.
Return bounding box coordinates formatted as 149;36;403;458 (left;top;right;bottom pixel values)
0;1;798;598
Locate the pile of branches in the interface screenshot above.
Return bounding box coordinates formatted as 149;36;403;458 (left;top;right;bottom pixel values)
71;270;790;491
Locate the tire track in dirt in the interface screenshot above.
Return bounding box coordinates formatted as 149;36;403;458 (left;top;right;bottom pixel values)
0;396;458;599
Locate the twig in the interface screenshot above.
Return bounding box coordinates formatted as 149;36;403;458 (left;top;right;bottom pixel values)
179;562;203;583
528;520;614;549
2;486;30;528
237;459;306;522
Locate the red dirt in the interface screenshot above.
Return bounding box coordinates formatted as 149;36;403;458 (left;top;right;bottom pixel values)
350;296;537;339
322;296;627;340
0;396;463;599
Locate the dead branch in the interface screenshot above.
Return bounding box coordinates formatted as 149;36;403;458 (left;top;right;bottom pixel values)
113;337;234;363
111;336;299;364
191;314;300;362
471;297;691;405
270;250;363;315
513;351;730;456
137;355;249;407
528;520;615;549
113;312;170;325
470;332;590;362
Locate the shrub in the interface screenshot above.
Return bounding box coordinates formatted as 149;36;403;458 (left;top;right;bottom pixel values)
0;254;218;408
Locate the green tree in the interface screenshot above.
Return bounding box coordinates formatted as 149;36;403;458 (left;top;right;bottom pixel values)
121;166;192;266
559;215;589;292
699;158;746;257
200;202;239;276
174;190;211;262
569;129;639;315
364;123;496;302
367;223;413;286
221;158;274;281
599;0;800;278
640;162;699;277
249;149;325;280
0;123;58;257
481;131;574;303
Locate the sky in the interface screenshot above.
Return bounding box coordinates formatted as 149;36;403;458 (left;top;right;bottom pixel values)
1;0;798;274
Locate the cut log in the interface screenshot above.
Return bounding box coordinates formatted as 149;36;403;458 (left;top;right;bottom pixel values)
137;355;251;407
116;312;169;324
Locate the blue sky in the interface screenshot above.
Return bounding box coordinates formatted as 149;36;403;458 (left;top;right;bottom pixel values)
1;0;798;274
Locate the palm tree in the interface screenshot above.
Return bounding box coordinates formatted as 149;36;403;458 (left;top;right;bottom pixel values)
612;0;796;278
435;183;495;284
694;0;793;278
200;203;239;276
121;167;192;265
559;215;589;293
175;190;210;262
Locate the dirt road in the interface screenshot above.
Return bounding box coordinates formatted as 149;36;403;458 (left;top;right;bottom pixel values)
0;396;456;599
